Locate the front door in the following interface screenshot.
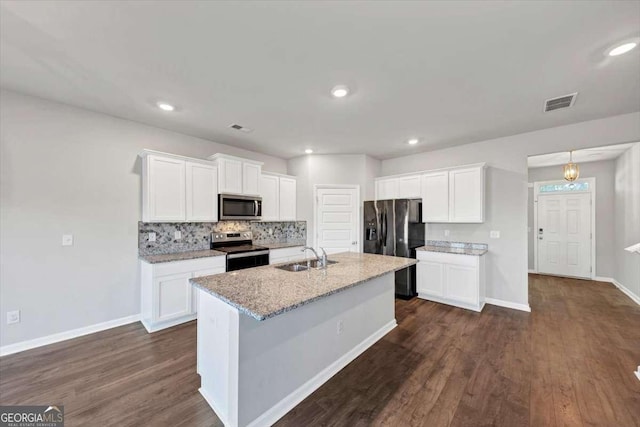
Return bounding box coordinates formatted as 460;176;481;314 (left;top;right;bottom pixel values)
316;187;359;254
537;192;591;279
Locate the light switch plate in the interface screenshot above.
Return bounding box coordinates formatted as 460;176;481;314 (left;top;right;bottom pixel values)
490;231;500;239
62;234;73;246
174;230;182;240
148;232;156;242
444;230;450;237
7;310;20;324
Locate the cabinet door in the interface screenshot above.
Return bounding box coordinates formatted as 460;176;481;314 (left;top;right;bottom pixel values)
444;264;478;304
260;174;280;221
218;158;243;194
449;167;483;223
398;175;421;198
242;163;261;195
421;172;449;222
279;177;297;221
416;261;445;297
191;268;226;314
186;162;218;221
376;178;399;200
147;155;186;221
153;272;192;322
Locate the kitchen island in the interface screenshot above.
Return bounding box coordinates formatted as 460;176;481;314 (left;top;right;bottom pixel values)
191;252;415;427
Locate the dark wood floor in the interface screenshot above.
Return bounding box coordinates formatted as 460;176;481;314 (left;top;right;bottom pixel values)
1;275;639;426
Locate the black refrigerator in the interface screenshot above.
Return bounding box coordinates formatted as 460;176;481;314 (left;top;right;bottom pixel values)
363;199;425;299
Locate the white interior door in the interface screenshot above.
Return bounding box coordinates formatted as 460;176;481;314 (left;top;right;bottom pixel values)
537;193;591;278
316;187;359;254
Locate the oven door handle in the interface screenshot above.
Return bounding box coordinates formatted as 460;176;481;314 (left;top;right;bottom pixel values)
227;250;270;260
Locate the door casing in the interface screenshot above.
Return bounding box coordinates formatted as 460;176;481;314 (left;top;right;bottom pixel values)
532;177;596;280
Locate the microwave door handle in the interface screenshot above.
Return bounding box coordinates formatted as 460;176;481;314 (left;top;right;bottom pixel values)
254;200;258;216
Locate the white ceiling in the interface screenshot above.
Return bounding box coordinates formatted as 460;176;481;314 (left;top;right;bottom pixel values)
1;1;639;160
527;142;636;168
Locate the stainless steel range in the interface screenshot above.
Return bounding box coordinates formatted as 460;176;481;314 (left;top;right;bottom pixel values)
211;231;269;271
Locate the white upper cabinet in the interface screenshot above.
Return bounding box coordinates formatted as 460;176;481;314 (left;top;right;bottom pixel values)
279;176;297;221
448;166;484;223
421;171;449;222
261;172;297;221
374;163;485;223
260;173;280;221
141;150;218;223
208;154;263;196
142;153;186;222
242;163;262;196
186;161;218;222
398;175;422;198
375;178;399;200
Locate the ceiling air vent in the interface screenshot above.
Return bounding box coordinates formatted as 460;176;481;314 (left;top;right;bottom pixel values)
229;123;253;133
544;92;577;112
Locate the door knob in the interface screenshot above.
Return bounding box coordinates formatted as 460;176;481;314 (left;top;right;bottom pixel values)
352;241;357;245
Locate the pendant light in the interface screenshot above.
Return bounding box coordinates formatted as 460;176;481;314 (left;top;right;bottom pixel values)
563;150;579;182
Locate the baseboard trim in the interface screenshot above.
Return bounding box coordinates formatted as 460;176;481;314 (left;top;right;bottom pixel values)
528;269;537;274
485;298;531;312
595;277;640;306
246;319;397;427
0;314;141;357
199;387;231;426
141;314;196;333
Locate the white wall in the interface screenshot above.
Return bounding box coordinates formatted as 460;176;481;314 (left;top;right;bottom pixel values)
381;112;640;307
614;143;640;299
288;154;381;248
0;90;287;348
527;160;616;277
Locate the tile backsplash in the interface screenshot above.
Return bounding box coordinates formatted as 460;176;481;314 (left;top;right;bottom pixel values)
138;221;307;255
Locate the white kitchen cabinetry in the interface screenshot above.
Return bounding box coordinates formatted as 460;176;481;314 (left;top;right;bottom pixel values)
420;164;485;223
374;174;422;200
208;153;263;196
141;256;226;332
269;246;306;264
448;166;484;223
416;251;485;312
141;150;218;222
421;171;449;222
260;172;297;221
186;161;218;221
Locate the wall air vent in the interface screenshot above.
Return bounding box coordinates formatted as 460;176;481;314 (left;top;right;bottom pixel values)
544;92;577;112
229;124;253;133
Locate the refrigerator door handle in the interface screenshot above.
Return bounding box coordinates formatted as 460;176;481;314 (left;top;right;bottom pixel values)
382;212;387;246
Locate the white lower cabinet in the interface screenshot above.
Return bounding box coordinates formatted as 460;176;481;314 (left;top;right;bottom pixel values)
268;246;306;264
141;256;226;332
416;251;485;311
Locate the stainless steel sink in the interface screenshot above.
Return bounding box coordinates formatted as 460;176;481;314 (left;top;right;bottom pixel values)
275;259;338;272
276;263;309;272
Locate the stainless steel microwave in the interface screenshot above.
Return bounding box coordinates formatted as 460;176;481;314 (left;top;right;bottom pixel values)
219;194;262;221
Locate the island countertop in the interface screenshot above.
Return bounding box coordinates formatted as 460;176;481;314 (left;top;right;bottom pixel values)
190;252;416;321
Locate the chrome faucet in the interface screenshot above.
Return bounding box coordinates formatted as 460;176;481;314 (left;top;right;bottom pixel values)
302;246;328;269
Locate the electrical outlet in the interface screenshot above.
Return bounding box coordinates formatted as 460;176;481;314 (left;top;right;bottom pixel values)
7;310;20;325
174;230;182;240
444;230;450;237
148;232;156;242
490;230;500;239
62;234;73;246
337;320;344;335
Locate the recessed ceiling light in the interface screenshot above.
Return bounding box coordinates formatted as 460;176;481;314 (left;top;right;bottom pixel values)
156;102;175;112
331;85;349;98
305;149;314;154
607;40;638;56
407;138;419;145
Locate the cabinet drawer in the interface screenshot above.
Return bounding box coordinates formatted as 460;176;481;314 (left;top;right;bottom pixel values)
416;251;478;267
152;256;226;276
270;246;304;260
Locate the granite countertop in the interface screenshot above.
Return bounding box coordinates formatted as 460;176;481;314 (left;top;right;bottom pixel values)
191;252;416;321
139;249;226;264
261;242;306;249
417;240;488;256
